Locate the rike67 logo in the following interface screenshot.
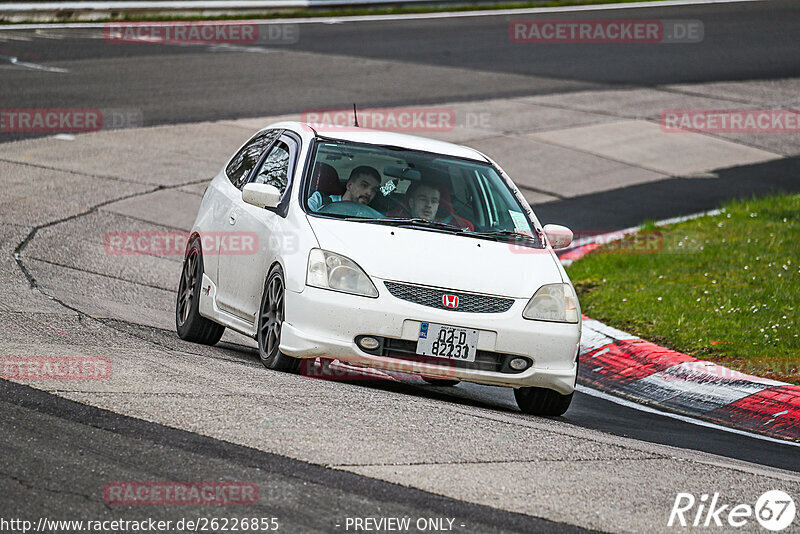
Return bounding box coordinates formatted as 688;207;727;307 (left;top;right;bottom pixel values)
669;490;796;531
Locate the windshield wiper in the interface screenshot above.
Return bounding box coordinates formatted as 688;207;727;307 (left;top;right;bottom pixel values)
334;217;538;241
469;229;534;240
330;216;466;232
379;217;468;232
467;229;545;247
362;217;466;232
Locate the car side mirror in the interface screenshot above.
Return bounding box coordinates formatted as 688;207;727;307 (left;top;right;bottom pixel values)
543;224;573;249
242;183;281;209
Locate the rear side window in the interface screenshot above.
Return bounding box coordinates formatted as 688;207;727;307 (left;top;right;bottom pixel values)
226;130;280;189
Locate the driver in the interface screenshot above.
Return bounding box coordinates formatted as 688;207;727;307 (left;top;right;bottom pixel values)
406;182;441;222
308;166;381;212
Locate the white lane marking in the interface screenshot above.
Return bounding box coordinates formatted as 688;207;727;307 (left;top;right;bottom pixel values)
206;43;276;53
652;208;722;227
0;54;68;72
0;0;763;30
576;384;800;448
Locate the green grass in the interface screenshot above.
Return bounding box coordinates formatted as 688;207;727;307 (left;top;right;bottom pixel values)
1;0;675;25
567;193;800;384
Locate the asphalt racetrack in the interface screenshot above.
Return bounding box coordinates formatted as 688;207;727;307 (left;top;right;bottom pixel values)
2;1;800;532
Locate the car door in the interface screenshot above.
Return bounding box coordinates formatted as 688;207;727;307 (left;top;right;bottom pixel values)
216;132;300;323
212;129;281;316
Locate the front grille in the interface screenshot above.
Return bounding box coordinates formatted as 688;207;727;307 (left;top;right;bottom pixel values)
383;281;514;313
356;336;529;374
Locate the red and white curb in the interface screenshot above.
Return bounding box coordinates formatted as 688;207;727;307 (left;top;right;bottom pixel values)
561;215;800;442
579;317;800;442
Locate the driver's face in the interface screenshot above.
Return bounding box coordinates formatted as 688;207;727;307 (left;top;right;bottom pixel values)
344;174;380;204
408;186;440;221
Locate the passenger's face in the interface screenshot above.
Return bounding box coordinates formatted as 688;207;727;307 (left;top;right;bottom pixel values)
408;186;440;221
344;174;380;204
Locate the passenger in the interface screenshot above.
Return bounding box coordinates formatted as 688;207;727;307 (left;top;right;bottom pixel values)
308;165;381;212
406;182;441;222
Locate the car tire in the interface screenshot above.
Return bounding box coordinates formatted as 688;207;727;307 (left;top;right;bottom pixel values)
421;377;461;386
257;265;300;372
176;238;225;345
514;386;573;416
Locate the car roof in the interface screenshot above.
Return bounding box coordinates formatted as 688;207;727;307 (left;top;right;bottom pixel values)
265;121;489;162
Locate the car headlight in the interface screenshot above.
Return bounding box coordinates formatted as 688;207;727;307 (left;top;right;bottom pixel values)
523;283;579;323
306;249;378;298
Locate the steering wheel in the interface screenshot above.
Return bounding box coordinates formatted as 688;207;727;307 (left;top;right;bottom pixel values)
317;201;385;219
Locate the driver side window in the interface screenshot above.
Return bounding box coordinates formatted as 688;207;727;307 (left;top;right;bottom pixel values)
225;130;280;189
252;140;291;194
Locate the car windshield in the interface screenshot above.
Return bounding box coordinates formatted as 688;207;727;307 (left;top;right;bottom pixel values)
304;139;544;248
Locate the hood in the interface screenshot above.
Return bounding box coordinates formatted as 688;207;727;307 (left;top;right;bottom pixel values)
306;216;564;299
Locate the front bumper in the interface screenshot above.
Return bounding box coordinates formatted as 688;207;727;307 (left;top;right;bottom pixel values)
281;280;580;394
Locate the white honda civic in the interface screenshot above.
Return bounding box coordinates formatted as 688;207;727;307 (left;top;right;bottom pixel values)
176;121;581;415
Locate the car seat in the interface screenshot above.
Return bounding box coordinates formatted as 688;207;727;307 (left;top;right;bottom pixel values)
437;188;474;230
311;163;345;196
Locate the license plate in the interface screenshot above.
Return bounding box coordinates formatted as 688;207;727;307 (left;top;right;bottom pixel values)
416;322;478;362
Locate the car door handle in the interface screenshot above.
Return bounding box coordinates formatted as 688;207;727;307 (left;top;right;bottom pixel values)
228;213;237;225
